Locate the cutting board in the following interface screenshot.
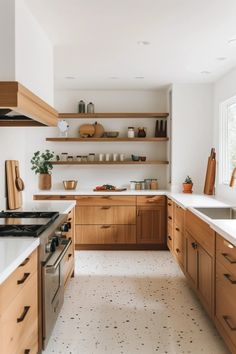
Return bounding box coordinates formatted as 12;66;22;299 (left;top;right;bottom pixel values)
93;188;127;192
204;149;216;195
5;160;23;209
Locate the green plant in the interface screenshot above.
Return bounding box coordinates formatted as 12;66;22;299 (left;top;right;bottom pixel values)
184;175;193;184
31;150;55;175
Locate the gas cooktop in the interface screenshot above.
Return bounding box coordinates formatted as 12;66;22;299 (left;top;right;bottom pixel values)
0;211;59;237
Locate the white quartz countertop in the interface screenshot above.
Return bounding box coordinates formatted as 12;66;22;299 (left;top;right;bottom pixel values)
34;189;167;196
11;200;76;214
0;238;39;284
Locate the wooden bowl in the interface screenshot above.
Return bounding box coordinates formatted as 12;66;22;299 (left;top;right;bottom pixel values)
63;180;78;190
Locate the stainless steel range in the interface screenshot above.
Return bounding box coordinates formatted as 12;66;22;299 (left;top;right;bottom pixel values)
0;210;72;351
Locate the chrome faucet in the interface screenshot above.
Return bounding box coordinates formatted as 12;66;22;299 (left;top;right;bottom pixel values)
230;167;236;187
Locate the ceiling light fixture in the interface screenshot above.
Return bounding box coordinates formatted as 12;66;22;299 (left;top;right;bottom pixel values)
109;76;119;79
137;40;150;46
201;71;211;75
65;76;76;79
217;57;227;61
135;76;145;79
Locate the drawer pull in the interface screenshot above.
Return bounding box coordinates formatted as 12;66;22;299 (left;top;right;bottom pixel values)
168;216;172;220
191;242;198;250
168;236;172;240
224;273;236;284
17;306;30;323
175;227;180;232
222;253;236;264
17;272;30;285
68;253;73;259
101;225;111;229
19;257;30;267
168;203;172;206
223;315;236;331
102;196;111;199
24;350;30;354
176;248;180;253
68;217;72;221
60;196;67;199
101;206;111;210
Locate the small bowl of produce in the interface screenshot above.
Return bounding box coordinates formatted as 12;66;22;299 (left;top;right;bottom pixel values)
63;180;78;190
104;131;119;138
131;154;140;161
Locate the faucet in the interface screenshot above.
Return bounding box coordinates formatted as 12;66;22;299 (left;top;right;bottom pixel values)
230;167;236;187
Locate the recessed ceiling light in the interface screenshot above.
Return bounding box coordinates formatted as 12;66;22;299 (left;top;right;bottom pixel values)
135;76;145;79
109;76;119;79
65;76;76;79
217;57;227;61
228;38;236;44
137;40;150;46
201;71;211;75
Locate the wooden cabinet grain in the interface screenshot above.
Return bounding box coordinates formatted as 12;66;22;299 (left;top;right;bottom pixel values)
167;198;173;251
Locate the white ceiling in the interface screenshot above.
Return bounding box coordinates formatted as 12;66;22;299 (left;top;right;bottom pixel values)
25;0;236;90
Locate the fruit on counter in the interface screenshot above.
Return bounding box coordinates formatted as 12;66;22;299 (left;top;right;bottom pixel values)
95;184;116;190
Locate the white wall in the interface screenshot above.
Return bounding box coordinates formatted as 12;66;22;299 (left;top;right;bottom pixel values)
214;67;236;204
171;83;213;193
0;0;15;80
15;0;54;105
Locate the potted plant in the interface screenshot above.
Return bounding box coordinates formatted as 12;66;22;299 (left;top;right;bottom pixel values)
31;150;55;190
183;175;193;193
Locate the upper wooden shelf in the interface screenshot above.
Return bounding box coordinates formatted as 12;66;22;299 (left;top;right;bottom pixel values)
58;112;169;119
51;160;169;166
46;137;169;142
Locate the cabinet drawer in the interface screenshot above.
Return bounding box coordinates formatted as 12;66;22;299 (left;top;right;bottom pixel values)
216;234;236;276
174;203;185;230
174;228;184;267
167;221;173;250
75;195;136;206
185;210;215;256
216;263;236;348
75;225;136;244
137;195;166;206
0;249;37;314
76;206;136;225
167;198;173;219
0;271;38;354
63;242;74;287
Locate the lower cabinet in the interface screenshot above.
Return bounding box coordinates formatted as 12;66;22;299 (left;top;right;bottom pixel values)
137;206;166;245
0;249;38;354
76;225;136;244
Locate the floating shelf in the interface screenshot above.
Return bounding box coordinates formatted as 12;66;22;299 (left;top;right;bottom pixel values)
46;137;169;142
58;112;169;119
51;160;169;165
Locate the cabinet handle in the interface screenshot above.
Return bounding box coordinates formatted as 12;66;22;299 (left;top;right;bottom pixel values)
102;196;111;199
168;216;172;220
101;206;111;210
17;272;30;285
68;253;73;259
176;248;180;253
168;203;172;206
60;196;67;199
222;253;236;264
19;257;30;267
223;315;236;331
24;350;30;354
101;225;111;229
175;227;180;232
224;273;236;284
17;306;30;323
68;217;72;221
168;236;172;240
191;242;198;250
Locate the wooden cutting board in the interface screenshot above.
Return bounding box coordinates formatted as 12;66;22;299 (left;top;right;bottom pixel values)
93;188;127;192
5;160;23;209
204;149;216;195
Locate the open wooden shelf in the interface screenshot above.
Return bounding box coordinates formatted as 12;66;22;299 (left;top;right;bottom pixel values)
46;137;169;142
51;160;169;165
58;112;169;119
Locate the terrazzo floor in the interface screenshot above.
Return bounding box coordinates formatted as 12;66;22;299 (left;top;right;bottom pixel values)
44;251;229;354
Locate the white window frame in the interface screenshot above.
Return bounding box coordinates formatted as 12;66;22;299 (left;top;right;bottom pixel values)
219;96;236;185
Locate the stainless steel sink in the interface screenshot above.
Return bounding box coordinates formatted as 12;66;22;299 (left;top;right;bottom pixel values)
194;207;236;219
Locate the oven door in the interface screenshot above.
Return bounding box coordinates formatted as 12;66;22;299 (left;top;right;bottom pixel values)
42;237;72;348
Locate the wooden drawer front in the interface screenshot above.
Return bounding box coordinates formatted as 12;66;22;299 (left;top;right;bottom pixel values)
167;198;173;219
216;234;236;276
0;272;38;354
76;206;136;225
174;228;184;266
185;210;215;256
66;208;75;243
34;195;75;200
75;225;136;244
216;262;236;348
167;221;173;250
63;243;74;287
0;249;37;314
174;203;184;230
137;195;166;206
75;195;136;206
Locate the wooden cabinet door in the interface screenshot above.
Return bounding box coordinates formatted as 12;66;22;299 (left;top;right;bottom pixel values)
137;206;166;244
198;246;213;316
186;232;198;287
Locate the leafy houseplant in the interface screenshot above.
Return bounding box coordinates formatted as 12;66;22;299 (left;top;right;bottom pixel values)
31;150;55;190
182;175;193;194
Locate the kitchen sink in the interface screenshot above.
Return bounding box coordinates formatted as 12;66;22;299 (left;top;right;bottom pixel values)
194;207;236;219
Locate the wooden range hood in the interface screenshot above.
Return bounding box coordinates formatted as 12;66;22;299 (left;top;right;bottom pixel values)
0;81;58;127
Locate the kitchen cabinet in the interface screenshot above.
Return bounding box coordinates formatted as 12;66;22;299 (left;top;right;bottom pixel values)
173;202;185;268
185;210;214;318
63;207;75;288
215;234;236;354
167;198;173;251
0;249;38;354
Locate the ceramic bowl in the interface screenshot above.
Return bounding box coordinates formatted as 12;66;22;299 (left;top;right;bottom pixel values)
63;180;78;190
131;154;140;161
104;131;119;138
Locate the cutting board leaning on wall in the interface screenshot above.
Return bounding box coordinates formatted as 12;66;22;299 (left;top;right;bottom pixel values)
5;160;25;209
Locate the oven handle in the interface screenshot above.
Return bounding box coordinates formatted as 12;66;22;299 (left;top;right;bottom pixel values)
46;238;72;273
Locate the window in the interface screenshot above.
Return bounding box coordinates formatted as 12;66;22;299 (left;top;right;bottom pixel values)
220;96;236;184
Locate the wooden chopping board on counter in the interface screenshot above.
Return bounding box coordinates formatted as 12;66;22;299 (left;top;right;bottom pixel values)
203;148;216;195
5;160;25;209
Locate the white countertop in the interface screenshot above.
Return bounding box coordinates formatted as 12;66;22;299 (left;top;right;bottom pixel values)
0;238;39;284
16;200;76;214
34;189;167;196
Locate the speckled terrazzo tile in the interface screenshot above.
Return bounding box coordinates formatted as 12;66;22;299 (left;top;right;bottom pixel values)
44;251;229;354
